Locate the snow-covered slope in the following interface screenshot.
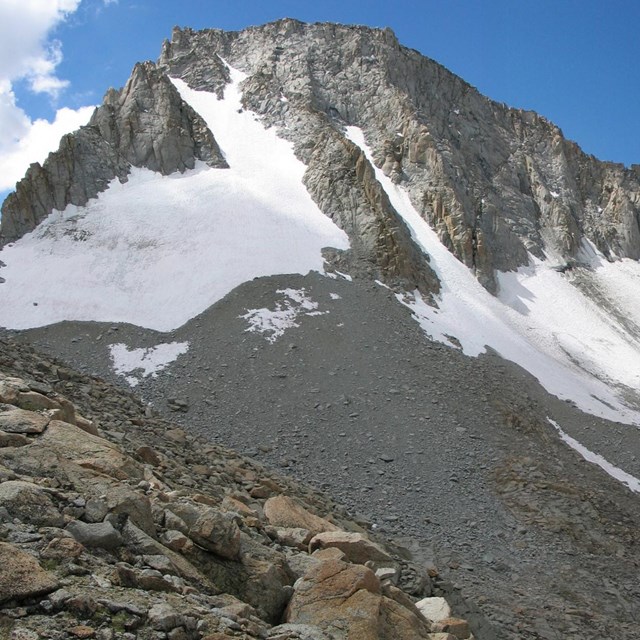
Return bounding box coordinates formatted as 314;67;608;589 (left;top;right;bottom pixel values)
347;126;640;426
1;63;639;430
0;65;349;331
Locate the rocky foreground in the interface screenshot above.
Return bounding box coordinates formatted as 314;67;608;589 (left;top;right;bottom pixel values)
0;336;477;640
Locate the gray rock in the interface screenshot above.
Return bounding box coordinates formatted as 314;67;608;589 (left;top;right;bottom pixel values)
0;480;63;527
84;498;109;523
158;20;640;292
1;62;227;246
0;405;49;434
188;507;241;560
66;519;123;550
147;603;184;631
0;430;30;447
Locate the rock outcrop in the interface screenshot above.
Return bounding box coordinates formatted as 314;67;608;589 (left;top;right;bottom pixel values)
0;62;226;245
158;20;640;291
0;336;475;639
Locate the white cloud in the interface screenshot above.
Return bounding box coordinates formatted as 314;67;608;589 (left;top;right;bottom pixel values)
0;0;94;194
0;105;94;192
0;0;82;98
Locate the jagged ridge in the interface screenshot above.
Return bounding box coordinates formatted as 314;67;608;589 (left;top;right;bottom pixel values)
2;18;640;292
0;62;227;245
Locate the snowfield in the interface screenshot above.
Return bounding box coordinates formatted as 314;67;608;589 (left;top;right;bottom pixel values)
346;126;640;426
0;64;349;331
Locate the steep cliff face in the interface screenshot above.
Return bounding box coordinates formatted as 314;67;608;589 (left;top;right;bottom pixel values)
2;19;639;293
159;19;640;291
0;62;227;245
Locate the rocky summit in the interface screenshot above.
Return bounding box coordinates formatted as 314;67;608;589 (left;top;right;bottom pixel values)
0;18;640;640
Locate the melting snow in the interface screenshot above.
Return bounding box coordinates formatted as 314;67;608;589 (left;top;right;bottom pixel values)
110;341;189;387
548;419;640;493
240;288;327;343
346;126;640;425
0;63;348;331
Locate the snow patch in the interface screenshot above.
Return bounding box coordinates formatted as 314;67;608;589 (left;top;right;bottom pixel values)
548;419;640;493
329;293;341;300
110;342;190;387
240;288;327;343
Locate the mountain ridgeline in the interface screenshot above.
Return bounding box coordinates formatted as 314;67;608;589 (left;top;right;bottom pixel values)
2;18;640;295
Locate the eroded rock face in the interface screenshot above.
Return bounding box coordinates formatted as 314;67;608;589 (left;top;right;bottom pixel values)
158;20;640;291
0;62;227;246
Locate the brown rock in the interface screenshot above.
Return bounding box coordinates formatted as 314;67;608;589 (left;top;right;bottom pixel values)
309;531;393;565
41;536;84;559
0;406;49;434
0;541;59;603
136;445;162;466
68;626;95;638
263;495;338;536
38;420;143;481
435;618;471;639
0;378;25;404
286;557;431;639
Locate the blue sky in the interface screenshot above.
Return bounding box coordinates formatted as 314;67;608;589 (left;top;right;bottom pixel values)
1;0;638;196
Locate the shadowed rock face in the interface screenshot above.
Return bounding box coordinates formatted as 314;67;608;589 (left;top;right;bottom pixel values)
159;19;640;291
0;62;227;246
2;19;640;292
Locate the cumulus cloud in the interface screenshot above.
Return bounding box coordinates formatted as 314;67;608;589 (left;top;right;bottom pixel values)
0;105;94;192
0;0;81;97
0;0;95;194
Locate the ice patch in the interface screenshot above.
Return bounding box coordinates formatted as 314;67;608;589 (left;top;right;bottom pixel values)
240;288;327;343
549;419;640;493
110;342;190;387
330;293;341;300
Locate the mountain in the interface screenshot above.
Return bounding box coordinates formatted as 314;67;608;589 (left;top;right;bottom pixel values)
0;19;639;640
